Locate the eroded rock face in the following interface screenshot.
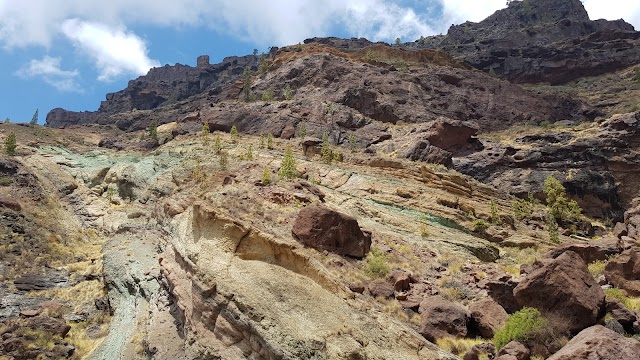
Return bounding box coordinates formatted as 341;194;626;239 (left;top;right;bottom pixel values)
497;341;530;360
545;239;623;264
291;204;372;258
456;111;640;219
417;0;640;85
513;251;605;333
418;295;469;342
547;325;640;359
605;249;640;296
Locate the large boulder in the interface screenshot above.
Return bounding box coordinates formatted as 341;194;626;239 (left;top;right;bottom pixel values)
0;196;21;212
548;325;640;359
469;298;509;338
418;296;469;342
605;249;640;296
426;118;479;152
545;239;622;264
484;275;520;314
513;251;605;333
496;341;530;360
291;204;371;258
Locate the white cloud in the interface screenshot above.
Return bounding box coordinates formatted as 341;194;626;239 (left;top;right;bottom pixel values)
1;0;639;85
583;0;640;30
440;0;507;27
61;19;159;81
16;56;80;92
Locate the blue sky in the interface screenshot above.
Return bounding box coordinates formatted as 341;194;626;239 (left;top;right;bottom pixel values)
0;0;638;124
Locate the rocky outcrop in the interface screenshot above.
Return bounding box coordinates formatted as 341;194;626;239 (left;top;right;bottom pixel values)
496;341;530;360
418;296;469;342
513;251;605;333
545;239;623;264
417;0;640;85
455;111;640;219
46;53;266;129
605;249;640;296
548;325;640;359
469;298;509;338
291;204;371;258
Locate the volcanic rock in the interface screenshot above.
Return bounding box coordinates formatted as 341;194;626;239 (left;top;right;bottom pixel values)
513;251;605;333
604;249;640;296
469;298;509;338
547;325;640;359
291;204;371;258
418;296;469;342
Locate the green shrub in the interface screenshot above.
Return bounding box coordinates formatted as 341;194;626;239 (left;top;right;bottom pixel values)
148;121;158;141
512;197;533;220
261;168;271;185
4;132;16;156
267;133;274;149
546;212;560;243
365;247;390;278
544;176;582;222
284;84;293;100
321;131;333;163
493;307;546;351
472;219;488;233
0;176;13;186
230;125;239;143
278;146;297;180
219;150;229;170
201;122;210;143
348;133;357;152
261;87;274;102
296;124;307;138
213;134;222;154
490;200;501;225
259;134;265;149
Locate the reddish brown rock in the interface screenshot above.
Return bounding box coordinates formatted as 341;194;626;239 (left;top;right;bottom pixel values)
463;343;496;360
484;276;520;314
548;325;640;359
605;249;640;296
497;341;530;360
26;316;71;337
0;196;21;212
368;281;394;299
387;270;412;292
291;204;371;258
426;118;479;151
418;296;469;342
469;298;509;339
606;299;639;334
545;239;622;264
513;251;605;333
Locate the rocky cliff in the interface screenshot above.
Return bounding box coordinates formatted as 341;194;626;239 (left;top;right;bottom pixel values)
416;0;640;84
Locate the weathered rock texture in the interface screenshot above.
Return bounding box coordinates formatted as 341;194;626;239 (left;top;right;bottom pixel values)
291;204;371;258
605;249;640;296
513;251;605;333
417;0;640;85
418;295;469;342
547;325;640;359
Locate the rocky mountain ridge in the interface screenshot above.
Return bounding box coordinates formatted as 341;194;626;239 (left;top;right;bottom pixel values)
417;0;640;84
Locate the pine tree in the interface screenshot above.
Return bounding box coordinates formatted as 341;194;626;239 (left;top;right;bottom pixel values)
4;132;16;156
201;122;210;143
279;146;297;180
490;200;501;225
30;109;38;125
219;150;229;170
242;66;253;101
245;145;254;160
230;125;239;143
284;84;293;100
259;134;265;149
321;131;333;163
267;133;274;150
148;121;158;140
262;168;271;185
348;133;357;152
547;212;560;243
213;134;222;154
